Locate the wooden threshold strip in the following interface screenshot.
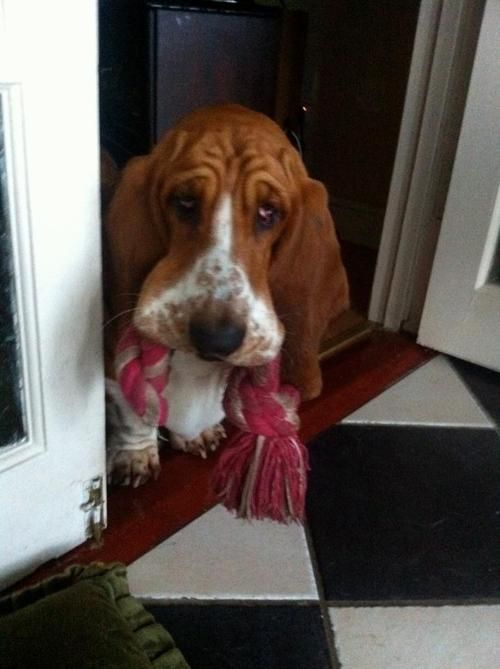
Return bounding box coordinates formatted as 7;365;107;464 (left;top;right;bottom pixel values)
13;330;434;590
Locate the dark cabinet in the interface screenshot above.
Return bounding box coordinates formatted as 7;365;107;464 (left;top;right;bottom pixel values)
99;1;304;165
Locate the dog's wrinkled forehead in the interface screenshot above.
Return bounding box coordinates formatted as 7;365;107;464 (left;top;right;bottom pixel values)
135;124;300;365
157;125;300;199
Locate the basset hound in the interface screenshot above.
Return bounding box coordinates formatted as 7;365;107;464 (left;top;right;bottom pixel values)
104;104;349;487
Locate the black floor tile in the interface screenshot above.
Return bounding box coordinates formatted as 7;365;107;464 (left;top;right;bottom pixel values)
450;357;500;427
307;424;500;601
147;604;332;669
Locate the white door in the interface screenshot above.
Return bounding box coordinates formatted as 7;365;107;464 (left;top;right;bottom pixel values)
418;0;500;372
0;1;105;588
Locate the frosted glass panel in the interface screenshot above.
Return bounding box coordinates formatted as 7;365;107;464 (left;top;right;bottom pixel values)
0;98;27;447
484;199;500;285
488;239;500;284
476;184;500;290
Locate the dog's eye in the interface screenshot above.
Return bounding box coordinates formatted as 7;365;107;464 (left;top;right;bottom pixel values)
256;203;281;232
171;195;199;224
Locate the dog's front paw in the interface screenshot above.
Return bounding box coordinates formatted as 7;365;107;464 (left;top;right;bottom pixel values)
107;442;161;487
169;423;227;459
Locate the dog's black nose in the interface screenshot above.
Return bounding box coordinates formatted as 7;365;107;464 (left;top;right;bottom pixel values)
189;319;246;360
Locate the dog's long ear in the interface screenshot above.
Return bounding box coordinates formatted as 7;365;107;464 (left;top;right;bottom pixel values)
103;155;167;346
269;178;349;400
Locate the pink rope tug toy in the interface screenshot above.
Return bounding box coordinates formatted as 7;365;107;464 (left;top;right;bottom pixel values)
115;325;309;523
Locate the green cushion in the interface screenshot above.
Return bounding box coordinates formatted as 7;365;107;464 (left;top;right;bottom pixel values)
0;562;189;669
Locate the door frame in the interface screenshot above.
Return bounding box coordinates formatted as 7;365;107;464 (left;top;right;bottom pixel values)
369;0;485;333
418;0;500;370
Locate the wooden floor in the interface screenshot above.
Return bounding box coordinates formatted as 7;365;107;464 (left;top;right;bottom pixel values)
13;330;434;590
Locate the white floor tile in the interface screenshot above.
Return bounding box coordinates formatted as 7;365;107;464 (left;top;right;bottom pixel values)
127;505;318;601
330;605;500;669
342;356;492;427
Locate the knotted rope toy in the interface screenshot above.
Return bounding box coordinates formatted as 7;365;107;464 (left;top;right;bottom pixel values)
115;325;309;522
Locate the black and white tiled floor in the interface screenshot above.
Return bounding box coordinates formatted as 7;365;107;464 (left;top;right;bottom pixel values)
128;355;500;668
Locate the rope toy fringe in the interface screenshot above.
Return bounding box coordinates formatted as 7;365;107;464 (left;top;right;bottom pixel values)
115;325;308;523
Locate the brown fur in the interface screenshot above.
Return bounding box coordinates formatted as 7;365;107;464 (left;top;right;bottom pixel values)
104;104;349;400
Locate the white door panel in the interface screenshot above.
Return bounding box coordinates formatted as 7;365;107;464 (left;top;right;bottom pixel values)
418;0;500;371
0;1;105;588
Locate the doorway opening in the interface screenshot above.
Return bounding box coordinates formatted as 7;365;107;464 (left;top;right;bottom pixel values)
99;0;421;352
301;0;419;337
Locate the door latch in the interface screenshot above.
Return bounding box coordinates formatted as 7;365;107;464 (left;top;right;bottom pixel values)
81;476;105;547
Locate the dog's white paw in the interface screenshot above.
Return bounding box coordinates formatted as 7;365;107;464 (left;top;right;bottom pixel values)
169;423;227;459
107;442;161;487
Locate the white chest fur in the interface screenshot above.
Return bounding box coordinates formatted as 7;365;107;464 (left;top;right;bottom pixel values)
164;351;231;440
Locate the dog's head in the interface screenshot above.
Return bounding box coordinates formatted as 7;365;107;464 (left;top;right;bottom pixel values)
105;105;348;399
